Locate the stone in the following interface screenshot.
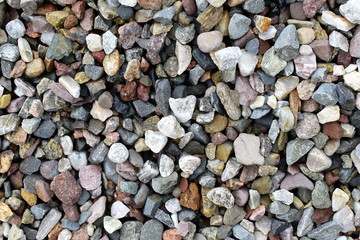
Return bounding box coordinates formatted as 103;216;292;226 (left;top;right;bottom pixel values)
216;82;241;120
307;221;341;240
46;34;72;60
332;188;349;212
137;160;159;183
140;219;163;240
297;27;315;45
159;154;174;177
59;75;80;98
339;0;360;24
197;31;223;53
278;107;295;132
50;171;82;205
333;205;355;233
175;41;191;75
18;37;33;63
169;95;196;123
234;133;264;165
86;33;103;52
329;31;349;52
5;19;26;39
36;209;62;240
261;47;287;77
151;172;178;194
111;201;130;219
207;187;234;208
233;224;254;240
317;105;340;124
238;50;258;77
312;181;331;209
180;182;201;211
344;71;360;91
157;115;185;139
0;114;21;135
87;196;106;223
312;83;338;106
228;13;251;40
0;202;13;222
107;142;129;163
144;130;168;153
104;216;122;234
179;155;201;175
274;24;299;61
79;165;102;191
322;10;355;31
306;148;332;172
286;138;314;165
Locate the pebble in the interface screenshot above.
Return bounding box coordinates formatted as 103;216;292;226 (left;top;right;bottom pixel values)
157;115;185;139
103;216;122;234
228;13;251;40
332;188;349;212
50;171;82;205
36;209;62;240
234;133;264;165
79;165;102;191
261;47;287;77
339;0;360;24
107;142;129;163
197;31;223;53
179;155;201;176
5;19;26;39
207;187;234;208
144;130;168;153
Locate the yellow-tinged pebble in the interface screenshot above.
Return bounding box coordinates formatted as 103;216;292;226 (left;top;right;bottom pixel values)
21;188;37;206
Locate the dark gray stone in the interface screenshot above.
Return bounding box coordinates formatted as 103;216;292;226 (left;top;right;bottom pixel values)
274;24;299;61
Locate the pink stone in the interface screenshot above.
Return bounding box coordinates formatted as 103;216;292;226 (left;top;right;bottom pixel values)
118;22;142;50
232;187;249;206
55;61;74;76
226;127;238;141
249;205;266;221
350;26;360;58
249;72;264;94
79;165;102;191
280;173;314;190
235;76;257;106
303;0;326;18
290;2;307;20
82;130;100;147
6;97;26;113
294;52;317;79
211;132;228;145
80;8;95;31
239;165;258;182
62;203;80;222
177;221;191;237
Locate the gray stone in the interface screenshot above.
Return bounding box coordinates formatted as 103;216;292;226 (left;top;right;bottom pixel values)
234;133;264;165
36;209;62;240
269;201;290;215
221;158;242;182
20;156;41;175
30;203;50;220
151;172;178;194
33;120;56;139
0;43;20;62
119;181;138;195
155;79;171;116
137;160;159;183
134;184;151;208
46;34;72;60
120;221;143;240
207;187;234;208
89;142;109;164
84;64;104;80
189;64;205;86
0;114;21;135
5;19;26;39
62;219;80;231
140;219;163;240
286;138;314;165
223;205;246;226
274;24;299;61
228;13;251;40
175;24;196;44
78;211;92;225
297;206;314;237
133;100;156;118
311;180;331;209
233;224;254;240
153;7;175;24
307;221;342;240
154;209;174;228
102;30;117;54
242;0;265;14
312;83;338;106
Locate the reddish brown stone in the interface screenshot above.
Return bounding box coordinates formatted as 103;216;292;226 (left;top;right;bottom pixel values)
249;205;266;221
71;1;86;19
337;50;352;68
35;3;57;15
312;208;333;224
26;22;40;38
92;51;106;63
259;39;271;55
140;57;150;72
137;0;162;10
339;114;349;123
48;223;63;240
182;0;196;15
10;60;26;78
325;171;340;185
35;179;54;202
8;163;19;176
309;40;334;62
180;183;201;211
55;61;74;76
137;84;150;102
64;15;78;29
233;30;255;48
225;179;244;190
323;75;338;83
128;207;145;222
8;214;22;226
50;171;82;205
303;0;326;18
9;171;24;189
44;58;55;72
117;81;137;102
322;122;344;140
179;177;188;193
62;203;80;222
114;190;132;202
